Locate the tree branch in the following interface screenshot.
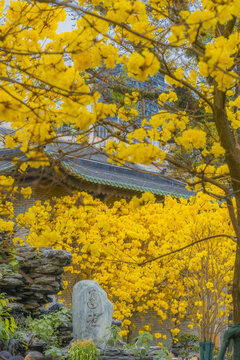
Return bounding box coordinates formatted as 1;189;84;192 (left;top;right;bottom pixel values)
139;234;237;266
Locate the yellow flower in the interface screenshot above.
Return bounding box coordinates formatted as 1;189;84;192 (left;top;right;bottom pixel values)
177;129;206;151
127;50;160;81
20;187;32;199
171;328;180;337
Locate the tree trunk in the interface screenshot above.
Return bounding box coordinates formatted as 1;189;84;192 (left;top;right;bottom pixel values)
233;240;240;322
232;239;240;360
214;87;240;359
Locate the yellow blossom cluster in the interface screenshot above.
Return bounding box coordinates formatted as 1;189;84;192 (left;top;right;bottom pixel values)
17;191;235;341
106;141;164;165
0;175;33;236
125;51;160;82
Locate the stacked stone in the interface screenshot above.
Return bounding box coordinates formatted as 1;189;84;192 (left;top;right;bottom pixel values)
0;246;72;311
100;347;162;360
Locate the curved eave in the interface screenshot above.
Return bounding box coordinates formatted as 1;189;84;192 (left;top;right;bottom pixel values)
0;150;192;199
0;163;16;173
61;161;190;199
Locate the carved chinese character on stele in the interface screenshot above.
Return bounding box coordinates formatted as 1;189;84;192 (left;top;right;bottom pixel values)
72;280;114;344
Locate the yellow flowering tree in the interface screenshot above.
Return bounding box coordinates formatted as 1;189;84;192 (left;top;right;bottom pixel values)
16;192;235;345
2;0;240;357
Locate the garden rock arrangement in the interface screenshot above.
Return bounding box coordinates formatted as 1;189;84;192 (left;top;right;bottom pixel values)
0;245;72;311
0;247;166;359
0;245;74;357
1;302;74;356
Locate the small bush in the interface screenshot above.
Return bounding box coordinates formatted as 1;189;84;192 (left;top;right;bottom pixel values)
26;307;71;344
103;325;123;347
175;333;199;357
68;339;100;360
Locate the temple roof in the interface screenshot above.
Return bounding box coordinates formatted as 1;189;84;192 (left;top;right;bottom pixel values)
0;147;192;199
59;156;191;199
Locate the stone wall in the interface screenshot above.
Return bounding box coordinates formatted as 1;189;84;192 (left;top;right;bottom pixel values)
0;245;72;311
99;346;166;360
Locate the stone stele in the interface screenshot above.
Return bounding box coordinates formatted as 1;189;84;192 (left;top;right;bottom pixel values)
72;280;114;344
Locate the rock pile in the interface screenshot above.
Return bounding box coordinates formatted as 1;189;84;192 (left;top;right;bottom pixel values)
99;347;162;360
0;246;72;311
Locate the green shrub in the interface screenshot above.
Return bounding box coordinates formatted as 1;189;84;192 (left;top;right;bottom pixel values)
26;307;71;344
125;331;171;360
132;331;153;358
153;346;171;360
0;293;17;340
103;325;123;347
68;339;100;360
175;333;199;357
124;331;153;358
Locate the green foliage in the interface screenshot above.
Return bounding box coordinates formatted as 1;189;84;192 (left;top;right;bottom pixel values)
0;293;17;340
26;307;71;344
103;325;123;347
153;346;171;360
175;333;199;357
68;339;100;360
124;331;153;359
125;331;171;360
27;315;55;342
35;251;43;259
6;259;19;273
133;331;153;358
111;89;125;104
0;259;19;275
44;345;65;359
225;350;233;360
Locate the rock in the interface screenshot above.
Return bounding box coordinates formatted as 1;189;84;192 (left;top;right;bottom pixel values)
112;319;122;327
40;248;72;266
0;339;28;356
7;303;27;318
98;346;163;360
0;246;72;312
99;347;134;360
72;280;113;344
20;261;43;269
45;303;64;314
28;339;47;352
25;351;45;359
0;276;23;287
34;276;58;285
33;264;63;274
